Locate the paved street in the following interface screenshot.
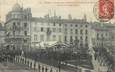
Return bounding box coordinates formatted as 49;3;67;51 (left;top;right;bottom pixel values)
0;62;35;72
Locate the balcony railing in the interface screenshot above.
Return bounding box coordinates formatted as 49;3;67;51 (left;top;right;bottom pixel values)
5;35;30;39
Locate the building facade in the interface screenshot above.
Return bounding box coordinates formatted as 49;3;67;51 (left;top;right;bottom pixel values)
30;15;91;49
5;3;115;51
91;23;115;72
0;22;5;48
5;3;31;50
5;3;92;50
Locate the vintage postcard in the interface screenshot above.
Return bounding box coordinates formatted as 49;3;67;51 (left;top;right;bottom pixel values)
0;0;115;72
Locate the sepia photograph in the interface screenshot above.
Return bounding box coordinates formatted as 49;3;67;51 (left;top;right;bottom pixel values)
0;0;115;72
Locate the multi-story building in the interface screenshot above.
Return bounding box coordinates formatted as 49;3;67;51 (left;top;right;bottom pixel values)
5;3;92;50
4;3;115;72
4;3;115;53
91;23;115;72
31;15;90;49
5;3;32;50
0;21;5;48
91;23;112;48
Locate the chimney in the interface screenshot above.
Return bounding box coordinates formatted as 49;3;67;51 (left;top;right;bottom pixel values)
83;14;87;22
68;14;72;20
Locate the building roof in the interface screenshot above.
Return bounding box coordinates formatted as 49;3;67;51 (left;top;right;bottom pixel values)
12;3;23;12
31;17;89;24
91;22;113;32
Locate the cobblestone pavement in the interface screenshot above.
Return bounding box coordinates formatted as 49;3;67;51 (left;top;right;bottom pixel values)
0;62;35;72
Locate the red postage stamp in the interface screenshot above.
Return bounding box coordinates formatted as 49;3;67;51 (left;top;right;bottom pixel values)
99;0;114;21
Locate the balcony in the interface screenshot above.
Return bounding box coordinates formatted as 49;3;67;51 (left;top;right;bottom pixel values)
5;35;30;39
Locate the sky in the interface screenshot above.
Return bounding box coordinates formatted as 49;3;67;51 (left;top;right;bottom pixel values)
0;0;115;23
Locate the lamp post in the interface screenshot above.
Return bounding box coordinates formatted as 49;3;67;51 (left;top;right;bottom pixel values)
57;51;61;72
58;60;61;72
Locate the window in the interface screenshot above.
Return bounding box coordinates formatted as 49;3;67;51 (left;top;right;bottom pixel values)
71;29;73;34
45;67;48;72
65;28;67;34
41;22;44;26
80;29;83;34
65;36;67;42
85;70;90;72
53;22;56;26
70;36;73;43
75;29;78;34
53;28;56;32
59;35;62;41
80;25;83;27
15;15;19;18
34;27;37;32
85;36;88;42
75;24;78;27
34;34;37;41
59;28;61;32
80;43;83;47
38;65;41;70
75;36;78;44
65;24;67;27
53;35;56;41
41;27;44;32
24;23;27;28
71;24;73;27
59;23;61;26
13;22;16;25
105;33;108;36
13;31;15;35
85;30;88;34
80;36;83;40
24;15;27;19
50;68;53;72
75;36;78;40
85;36;88;40
34;63;36;68
47;27;50;33
42;67;44;72
97;33;99;39
17;22;20;25
85;25;88;27
101;34;103;39
24;39;27;43
46;36;50;41
40;34;44;41
47;27;51;35
47;28;50;31
85;43;88;47
13;22;16;30
24;31;27;36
